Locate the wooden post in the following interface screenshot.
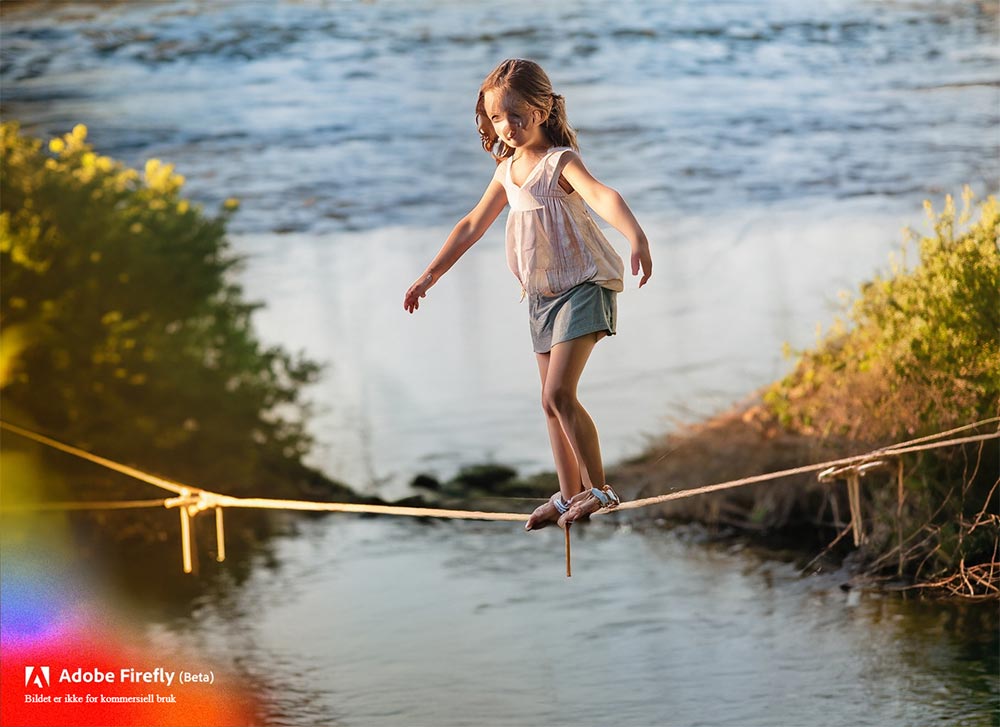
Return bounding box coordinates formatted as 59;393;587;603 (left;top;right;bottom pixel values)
215;507;226;563
179;505;193;574
565;523;572;578
896;459;905;577
847;472;864;546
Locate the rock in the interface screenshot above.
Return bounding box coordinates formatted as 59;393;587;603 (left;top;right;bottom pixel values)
411;474;443;491
448;464;518;492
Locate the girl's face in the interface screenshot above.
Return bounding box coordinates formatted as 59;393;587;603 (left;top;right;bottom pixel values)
483;89;546;150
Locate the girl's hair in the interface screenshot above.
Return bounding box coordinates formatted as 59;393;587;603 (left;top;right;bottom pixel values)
475;58;578;162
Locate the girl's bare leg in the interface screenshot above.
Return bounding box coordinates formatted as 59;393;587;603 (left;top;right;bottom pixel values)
526;351;583;530
537;332;606;499
536;351;584;503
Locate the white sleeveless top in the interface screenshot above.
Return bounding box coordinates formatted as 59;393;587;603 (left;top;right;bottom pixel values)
493;147;625;298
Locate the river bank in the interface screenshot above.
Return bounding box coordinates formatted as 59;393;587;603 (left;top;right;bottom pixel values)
401;396;998;600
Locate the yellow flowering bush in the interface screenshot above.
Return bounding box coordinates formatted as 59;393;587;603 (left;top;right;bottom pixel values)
1;123;329;524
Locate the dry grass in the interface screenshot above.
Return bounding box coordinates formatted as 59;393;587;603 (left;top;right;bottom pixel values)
609;398;1000;599
611;398;839;534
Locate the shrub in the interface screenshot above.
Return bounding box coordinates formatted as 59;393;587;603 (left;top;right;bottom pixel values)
765;189;1000;444
1;122;327;509
763;191;999;595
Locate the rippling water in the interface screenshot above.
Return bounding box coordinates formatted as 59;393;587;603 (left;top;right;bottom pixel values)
144;517;998;727
4;0;997;232
3;0;997;492
3;4;998;724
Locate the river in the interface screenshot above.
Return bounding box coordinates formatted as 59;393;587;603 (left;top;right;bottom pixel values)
2;1;997;725
139;517;997;727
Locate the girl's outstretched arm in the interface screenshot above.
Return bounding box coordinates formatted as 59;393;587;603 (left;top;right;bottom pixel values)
559;152;652;287
403;180;508;313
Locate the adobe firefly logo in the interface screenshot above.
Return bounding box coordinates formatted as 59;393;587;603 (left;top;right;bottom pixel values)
24;666;51;688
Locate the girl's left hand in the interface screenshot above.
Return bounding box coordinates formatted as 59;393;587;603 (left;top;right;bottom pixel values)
631;243;652;288
403;272;434;313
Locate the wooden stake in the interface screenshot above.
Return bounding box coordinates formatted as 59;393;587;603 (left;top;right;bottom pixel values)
565;523;572;578
215;507;226;563
896;459;905;577
180;505;193;574
848;473;864;546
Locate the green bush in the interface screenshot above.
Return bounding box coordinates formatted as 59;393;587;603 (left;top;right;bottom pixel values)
1;122;330;508
763;191;999;594
765;190;1000;444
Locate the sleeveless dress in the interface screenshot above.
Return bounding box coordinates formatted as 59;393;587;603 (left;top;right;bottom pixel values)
493;147;625;353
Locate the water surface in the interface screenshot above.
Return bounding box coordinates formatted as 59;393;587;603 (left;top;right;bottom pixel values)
3;0;997;492
145;517;999;727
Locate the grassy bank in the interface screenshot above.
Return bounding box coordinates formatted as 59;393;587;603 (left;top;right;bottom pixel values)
613;192;999;599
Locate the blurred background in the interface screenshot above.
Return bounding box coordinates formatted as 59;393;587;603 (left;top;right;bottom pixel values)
4;0;997;494
2;1;997;726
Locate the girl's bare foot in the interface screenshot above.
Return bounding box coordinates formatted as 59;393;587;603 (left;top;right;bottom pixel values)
525;493;571;531
557;485;620;528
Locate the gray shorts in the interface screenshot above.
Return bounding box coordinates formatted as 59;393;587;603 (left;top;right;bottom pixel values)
528;282;617;354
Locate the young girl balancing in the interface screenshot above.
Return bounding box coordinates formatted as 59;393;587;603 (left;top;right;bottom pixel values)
403;58;652;531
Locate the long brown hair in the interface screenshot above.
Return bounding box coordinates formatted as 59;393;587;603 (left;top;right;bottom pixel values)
475;59;579;163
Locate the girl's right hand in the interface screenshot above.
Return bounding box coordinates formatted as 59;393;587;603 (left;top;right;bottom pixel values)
403;272;434;313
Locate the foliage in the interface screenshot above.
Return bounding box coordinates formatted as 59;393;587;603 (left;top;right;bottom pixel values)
765;189;1000;444
0;122;334;516
763;191;999;596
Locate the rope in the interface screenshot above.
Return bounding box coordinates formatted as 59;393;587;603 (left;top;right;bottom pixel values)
3;417;996;575
1;499;170;512
2;419;998;519
0;420;527;521
617;430;999;510
199;493;528;522
877;416;999;449
0;421;190;495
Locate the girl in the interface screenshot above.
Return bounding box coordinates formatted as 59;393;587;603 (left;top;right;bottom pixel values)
403;58;652;531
